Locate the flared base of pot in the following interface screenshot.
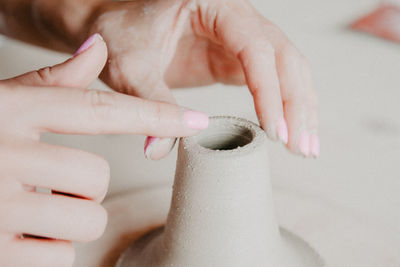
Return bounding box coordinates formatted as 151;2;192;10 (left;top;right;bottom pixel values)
74;187;325;267
117;226;324;267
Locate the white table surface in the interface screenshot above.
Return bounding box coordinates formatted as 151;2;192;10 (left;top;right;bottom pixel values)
1;0;399;266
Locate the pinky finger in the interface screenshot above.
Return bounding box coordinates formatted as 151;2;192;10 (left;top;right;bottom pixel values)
2;237;74;267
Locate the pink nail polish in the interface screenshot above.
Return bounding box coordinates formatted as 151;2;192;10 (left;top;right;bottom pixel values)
144;136;158;159
183;110;209;130
298;132;310;156
74;33;101;56
276;118;288;144
310;134;320;157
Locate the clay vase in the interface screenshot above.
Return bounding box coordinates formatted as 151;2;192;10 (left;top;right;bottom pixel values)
117;116;323;267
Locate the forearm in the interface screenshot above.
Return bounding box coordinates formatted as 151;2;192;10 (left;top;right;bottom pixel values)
0;0;105;53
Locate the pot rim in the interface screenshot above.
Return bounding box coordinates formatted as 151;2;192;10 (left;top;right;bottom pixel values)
182;116;267;156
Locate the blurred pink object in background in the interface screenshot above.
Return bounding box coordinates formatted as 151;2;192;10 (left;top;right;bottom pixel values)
352;1;400;43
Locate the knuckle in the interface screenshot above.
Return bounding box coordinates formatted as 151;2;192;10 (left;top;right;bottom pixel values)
247;38;275;56
265;42;275;53
281;44;311;69
281;43;299;59
260;42;275;56
285;91;318;114
84;90;116;123
152;102;163;129
136;98;155;132
36;67;56;85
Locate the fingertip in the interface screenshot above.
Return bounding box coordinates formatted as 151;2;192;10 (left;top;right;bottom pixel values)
183;110;209;130
260;116;278;141
298;131;310;157
144;136;157;159
264;124;278;141
72;33;108;74
74;33;105;57
310;134;320;158
276;117;288;144
144;137;177;160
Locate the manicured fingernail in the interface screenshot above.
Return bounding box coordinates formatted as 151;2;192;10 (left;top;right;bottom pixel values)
74;33;102;56
144;136;158;159
298;131;310;156
276;118;288;144
183;110;209;130
144;136;176;160
310;134;320;158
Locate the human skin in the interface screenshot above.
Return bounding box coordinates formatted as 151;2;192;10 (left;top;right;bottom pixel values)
0;34;208;266
0;0;320;159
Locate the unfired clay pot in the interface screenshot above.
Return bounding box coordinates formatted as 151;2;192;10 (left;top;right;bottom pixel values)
117;116;324;267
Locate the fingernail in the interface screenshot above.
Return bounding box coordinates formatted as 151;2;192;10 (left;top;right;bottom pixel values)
298;131;310;156
276;117;288;144
144;136;176;160
74;33;102;56
144;136;158;159
310;134;320;158
183;110;209;130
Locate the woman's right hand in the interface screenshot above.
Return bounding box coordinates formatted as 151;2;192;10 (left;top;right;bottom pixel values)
0;34;208;266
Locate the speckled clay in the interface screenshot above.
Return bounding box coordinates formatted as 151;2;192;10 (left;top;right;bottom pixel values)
117;116;324;267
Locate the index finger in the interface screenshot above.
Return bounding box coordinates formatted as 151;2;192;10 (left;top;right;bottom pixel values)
12;87;209;137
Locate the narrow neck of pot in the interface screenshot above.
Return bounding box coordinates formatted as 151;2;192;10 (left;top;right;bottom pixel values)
161;117;283;266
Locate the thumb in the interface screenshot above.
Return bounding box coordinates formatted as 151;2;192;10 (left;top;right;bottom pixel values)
5;33;107;89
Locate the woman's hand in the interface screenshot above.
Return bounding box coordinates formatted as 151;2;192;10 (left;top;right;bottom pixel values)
0;34;208;266
87;0;319;159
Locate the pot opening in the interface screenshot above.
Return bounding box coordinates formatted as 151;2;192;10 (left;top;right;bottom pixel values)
195;124;254;151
